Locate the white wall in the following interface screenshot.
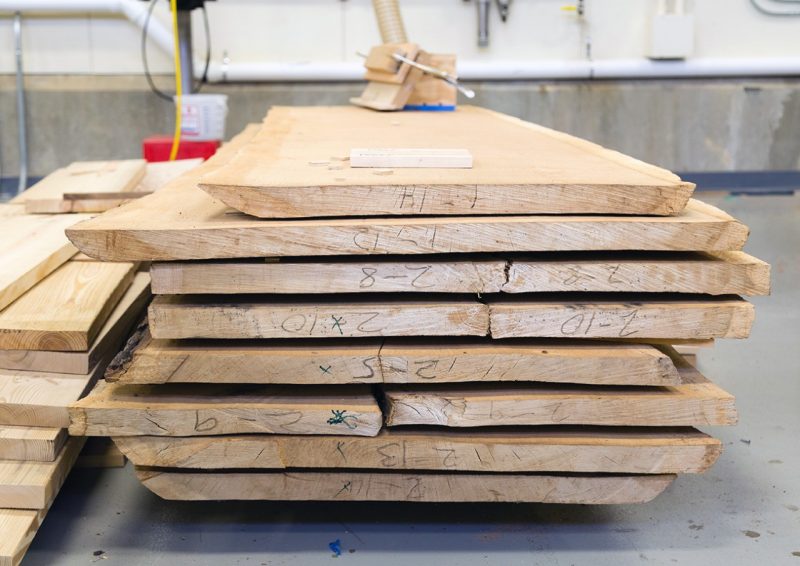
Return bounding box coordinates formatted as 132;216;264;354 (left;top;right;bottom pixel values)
0;0;797;75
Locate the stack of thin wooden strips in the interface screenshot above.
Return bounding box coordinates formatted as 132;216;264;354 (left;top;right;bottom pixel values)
0;207;152;565
67;107;769;505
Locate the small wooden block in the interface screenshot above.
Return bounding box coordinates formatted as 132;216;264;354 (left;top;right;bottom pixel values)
135;468;675;504
0;426;66;463
350;148;473;169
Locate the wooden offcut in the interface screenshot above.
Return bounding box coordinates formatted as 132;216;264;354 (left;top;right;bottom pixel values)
384;358;737;428
0;437;84;510
15;160;146;214
107;333;681;387
488;294;755;340
135;468;675;504
69;382;382;437
0;261;136;351
115;427;721;474
149;251;769;296
199;106;694;217
0;214;84;311
0;272;150;374
0;427;66;463
147;295;489;340
0;361;109;428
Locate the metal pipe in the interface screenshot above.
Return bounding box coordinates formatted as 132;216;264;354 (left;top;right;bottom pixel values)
477;0;490;47
371;0;407;44
177;9;194;94
13;12;27;194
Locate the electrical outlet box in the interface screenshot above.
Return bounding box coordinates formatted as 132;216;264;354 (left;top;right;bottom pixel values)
649;14;694;60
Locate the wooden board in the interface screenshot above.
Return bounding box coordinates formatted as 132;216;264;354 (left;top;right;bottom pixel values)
69;382;382;437
0;507;47;566
488;294;754;340
0;437;84;509
147;294;752;341
66;194;750;262
0;427;66;462
151;257;506;294
384;357;737;428
0;272;150;374
107;333;681;386
198;106;693;217
148;295;489;340
0;361;110;427
135;468;675;504
0;214;84;312
149;251;770;296
0;260;136;351
0;204;25;218
15;160;146;213
115;426;720;474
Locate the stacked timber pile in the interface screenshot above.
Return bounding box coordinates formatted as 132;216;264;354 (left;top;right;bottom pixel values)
0;162;182;562
67;107;769;505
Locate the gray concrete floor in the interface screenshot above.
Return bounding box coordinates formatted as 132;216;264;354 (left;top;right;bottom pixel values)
22;193;800;566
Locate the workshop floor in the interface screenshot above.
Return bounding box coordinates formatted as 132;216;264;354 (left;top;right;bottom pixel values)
22;193;800;566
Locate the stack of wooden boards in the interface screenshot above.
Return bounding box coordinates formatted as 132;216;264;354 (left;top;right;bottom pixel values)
67;106;769;505
0;207;153;563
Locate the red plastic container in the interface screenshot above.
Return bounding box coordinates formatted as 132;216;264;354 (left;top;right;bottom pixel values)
142;136;220;162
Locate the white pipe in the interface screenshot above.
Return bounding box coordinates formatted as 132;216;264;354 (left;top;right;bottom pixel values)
3;2;800;82
0;0;174;56
205;57;800;83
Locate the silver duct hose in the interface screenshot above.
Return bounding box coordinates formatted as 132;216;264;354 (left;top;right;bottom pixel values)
372;0;408;44
14;12;28;195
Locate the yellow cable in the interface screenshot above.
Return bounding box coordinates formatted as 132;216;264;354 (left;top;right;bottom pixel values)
168;0;182;161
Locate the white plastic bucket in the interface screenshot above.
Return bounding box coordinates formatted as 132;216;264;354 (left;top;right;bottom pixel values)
174;93;228;141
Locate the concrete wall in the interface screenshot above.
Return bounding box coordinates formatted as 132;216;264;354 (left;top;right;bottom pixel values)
0;0;798;74
1;76;799;178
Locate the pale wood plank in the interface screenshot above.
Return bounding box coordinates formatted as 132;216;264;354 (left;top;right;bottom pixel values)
135;158;204;194
0;273;150;374
69;382;382;437
504;251;770;295
16;160;145;213
136;468;675;504
0;260;136;351
107;332;680;386
384;357;737;428
0;437;84;509
0;204;25;218
0;214;85;311
115;426;721;474
0;508;47;566
0;361;109;427
0;427;66;462
199;106;693;217
150;251;770;296
148;295;489;340
488;294;754;340
150;258;506;294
